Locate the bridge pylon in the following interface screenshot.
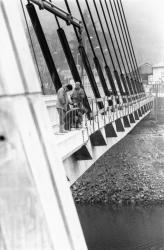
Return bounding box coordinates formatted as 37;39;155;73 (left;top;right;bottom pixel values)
0;1;87;249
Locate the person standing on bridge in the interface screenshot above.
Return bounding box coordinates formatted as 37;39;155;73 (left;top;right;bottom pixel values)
71;82;85;109
56;83;73;133
71;82;85;128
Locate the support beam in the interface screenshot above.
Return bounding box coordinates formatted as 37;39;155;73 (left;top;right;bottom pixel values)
141;106;145;114
129;113;135;123
134;110;139;120
115;118;125;132
90;130;107;146
123;116;131;127
29;0;81;29
73;144;93;161
105;123;117;137
138;108;142;117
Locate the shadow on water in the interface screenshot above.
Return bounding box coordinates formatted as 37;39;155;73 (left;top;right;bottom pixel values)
77;204;164;250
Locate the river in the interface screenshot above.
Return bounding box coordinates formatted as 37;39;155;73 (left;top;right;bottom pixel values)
73;114;164;249
72;105;164;249
77;204;164;250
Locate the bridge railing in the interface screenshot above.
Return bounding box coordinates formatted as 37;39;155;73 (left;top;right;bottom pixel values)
51;92;153;134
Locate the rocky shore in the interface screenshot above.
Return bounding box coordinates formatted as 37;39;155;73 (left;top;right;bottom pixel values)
71;116;164;206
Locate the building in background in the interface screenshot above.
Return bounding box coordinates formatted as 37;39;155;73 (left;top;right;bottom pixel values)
149;63;164;84
148;63;164;93
139;63;153;85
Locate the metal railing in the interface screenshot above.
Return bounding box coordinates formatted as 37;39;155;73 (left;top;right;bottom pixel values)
55;93;152;134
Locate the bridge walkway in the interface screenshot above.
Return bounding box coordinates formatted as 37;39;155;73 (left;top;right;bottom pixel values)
45;94;154;185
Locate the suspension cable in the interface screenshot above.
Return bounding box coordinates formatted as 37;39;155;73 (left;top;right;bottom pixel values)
114;0;137;81
104;0;127;75
113;0;139;92
92;0;115;69
64;0;103;103
77;0;115;99
99;0;132;96
119;0;142;83
47;0;61;29
116;0;138;82
105;0;137;95
63;0;84;84
20;0;44;91
64;0;81;43
99;0;122;72
85;0;121;97
93;0;131;96
109;0;139;95
110;0;132;76
84;0;107;65
76;0;96;57
112;0;139;95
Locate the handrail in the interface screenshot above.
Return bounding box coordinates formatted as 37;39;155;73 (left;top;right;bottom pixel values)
54;94;153;134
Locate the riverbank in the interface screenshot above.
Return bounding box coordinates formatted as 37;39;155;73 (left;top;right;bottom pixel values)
71;115;164;206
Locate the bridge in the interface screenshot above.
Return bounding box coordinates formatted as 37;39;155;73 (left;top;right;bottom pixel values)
45;94;153;185
0;0;154;249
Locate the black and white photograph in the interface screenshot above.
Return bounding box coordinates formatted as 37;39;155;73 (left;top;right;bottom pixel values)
0;0;164;249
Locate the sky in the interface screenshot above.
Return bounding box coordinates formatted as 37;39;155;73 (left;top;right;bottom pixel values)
122;0;164;65
23;0;164;66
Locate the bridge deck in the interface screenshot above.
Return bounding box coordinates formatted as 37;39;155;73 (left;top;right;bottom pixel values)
45;95;154;185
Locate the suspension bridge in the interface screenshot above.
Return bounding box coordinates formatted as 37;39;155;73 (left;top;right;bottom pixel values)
0;0;154;249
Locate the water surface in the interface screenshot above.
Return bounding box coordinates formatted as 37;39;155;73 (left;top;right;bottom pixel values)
77;205;164;250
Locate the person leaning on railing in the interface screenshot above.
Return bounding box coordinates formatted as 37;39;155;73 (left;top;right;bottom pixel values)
56;83;73;133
